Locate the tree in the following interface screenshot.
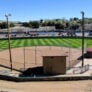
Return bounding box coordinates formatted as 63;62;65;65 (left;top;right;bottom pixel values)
29;21;39;28
55;19;61;22
0;22;7;29
47;21;55;26
73;17;79;21
0;22;15;29
42;21;48;26
40;19;43;26
70;22;79;30
22;22;29;27
65;22;70;29
55;22;64;29
10;22;15;27
70;24;79;30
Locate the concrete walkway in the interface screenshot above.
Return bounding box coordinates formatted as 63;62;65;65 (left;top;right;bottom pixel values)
66;58;92;75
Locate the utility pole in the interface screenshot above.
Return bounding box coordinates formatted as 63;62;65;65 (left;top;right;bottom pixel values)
81;11;85;67
5;14;13;71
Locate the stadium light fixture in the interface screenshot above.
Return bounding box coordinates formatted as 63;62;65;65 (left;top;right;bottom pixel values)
81;11;85;67
5;14;13;71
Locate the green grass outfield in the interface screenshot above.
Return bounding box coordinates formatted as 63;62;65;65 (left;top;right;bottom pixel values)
0;38;92;50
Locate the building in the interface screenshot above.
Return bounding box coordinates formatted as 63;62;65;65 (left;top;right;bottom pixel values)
43;55;67;75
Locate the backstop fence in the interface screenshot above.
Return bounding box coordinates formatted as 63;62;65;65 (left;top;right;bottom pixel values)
0;46;82;72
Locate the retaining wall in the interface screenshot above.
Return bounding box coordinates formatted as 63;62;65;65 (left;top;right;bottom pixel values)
0;74;92;82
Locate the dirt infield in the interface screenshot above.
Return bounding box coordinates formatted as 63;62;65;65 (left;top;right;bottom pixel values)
0;46;82;70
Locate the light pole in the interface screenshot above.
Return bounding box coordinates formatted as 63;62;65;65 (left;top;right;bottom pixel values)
5;14;13;71
81;11;85;67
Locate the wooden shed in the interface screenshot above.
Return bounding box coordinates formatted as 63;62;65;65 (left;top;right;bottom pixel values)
43;55;67;75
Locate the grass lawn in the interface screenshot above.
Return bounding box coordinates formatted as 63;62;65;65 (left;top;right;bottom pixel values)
0;38;92;50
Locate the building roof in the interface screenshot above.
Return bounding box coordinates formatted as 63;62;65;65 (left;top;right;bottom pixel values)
43;54;68;57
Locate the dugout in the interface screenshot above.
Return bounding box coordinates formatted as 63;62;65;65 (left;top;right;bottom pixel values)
43;55;67;75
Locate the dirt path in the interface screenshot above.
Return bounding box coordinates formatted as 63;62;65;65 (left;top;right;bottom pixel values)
0;80;92;92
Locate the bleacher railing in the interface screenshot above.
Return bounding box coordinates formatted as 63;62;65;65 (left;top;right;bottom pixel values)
73;64;89;74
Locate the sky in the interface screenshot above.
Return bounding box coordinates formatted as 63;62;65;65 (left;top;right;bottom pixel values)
0;0;92;22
